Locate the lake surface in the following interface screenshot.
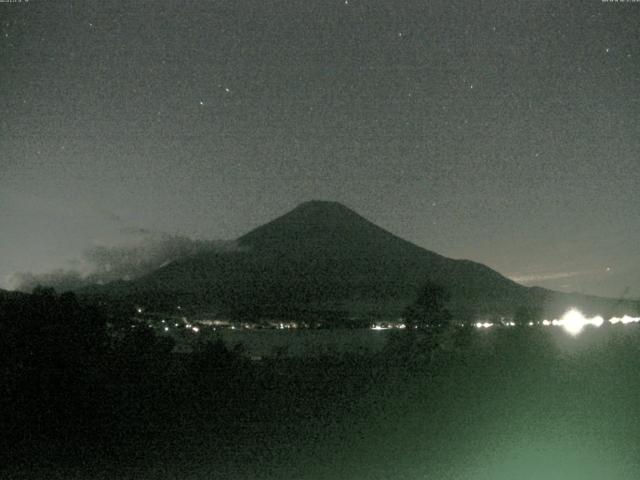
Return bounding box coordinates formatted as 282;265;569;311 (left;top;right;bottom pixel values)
195;328;395;357
173;322;640;357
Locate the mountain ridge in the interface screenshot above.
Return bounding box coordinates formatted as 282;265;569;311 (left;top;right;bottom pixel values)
79;201;637;320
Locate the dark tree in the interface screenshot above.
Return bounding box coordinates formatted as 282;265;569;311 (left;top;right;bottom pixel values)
513;305;540;326
0;288;111;459
403;281;452;331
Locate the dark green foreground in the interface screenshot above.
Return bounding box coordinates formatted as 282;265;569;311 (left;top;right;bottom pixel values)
2;292;640;479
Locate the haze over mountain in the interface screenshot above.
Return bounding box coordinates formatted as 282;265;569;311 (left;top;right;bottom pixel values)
78;201;637;322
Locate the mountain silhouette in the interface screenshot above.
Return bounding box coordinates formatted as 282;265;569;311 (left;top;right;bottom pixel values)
80;201;635;321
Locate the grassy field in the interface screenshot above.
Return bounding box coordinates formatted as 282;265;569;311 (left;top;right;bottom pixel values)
5;325;640;480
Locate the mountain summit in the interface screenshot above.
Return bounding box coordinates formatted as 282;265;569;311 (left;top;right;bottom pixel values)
239;200;438;261
84;201;633;321
239;200;385;249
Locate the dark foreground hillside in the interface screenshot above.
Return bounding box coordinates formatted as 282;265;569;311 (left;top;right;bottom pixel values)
3;291;640;479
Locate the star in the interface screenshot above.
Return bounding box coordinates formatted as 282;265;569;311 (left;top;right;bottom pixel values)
605;47;610;53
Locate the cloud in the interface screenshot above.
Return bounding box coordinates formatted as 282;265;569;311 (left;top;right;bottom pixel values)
9;270;87;293
509;270;599;284
9;232;239;292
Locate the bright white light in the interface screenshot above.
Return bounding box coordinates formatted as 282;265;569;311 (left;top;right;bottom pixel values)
557;309;605;335
164;326;169;332
540;310;639;334
561;309;587;336
474;322;493;329
191;326;199;333
610;315;640;325
621;315;639;325
371;325;388;331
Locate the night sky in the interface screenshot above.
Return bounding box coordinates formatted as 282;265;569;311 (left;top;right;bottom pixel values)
1;0;639;298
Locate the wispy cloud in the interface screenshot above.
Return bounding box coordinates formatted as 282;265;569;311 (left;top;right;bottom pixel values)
8;231;238;292
509;269;600;284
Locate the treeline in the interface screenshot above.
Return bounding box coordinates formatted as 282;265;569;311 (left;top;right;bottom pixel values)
0;284;483;475
0;288;264;466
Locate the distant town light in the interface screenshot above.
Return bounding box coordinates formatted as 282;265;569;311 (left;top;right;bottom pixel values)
370;325;388;331
553;309;605;335
610;315;640;325
474;322;493;329
560;309;587;336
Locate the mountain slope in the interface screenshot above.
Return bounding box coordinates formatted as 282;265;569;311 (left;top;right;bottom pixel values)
82;201;635;320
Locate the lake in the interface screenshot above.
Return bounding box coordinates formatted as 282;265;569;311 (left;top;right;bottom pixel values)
175;327;395;357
